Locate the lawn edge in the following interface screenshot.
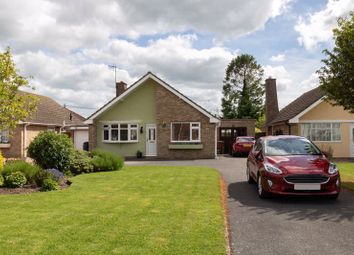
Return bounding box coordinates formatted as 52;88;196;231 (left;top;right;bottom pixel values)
220;176;232;255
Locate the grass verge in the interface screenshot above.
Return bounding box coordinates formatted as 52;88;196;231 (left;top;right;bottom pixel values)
338;162;354;191
0;166;226;255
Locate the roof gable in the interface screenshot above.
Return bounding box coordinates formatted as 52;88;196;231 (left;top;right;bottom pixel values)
85;72;219;123
268;87;325;125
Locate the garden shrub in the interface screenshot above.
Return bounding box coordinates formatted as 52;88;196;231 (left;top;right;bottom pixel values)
70;150;94;175
34;170;55;187
91;149;124;172
2;160;42;184
0;174;4;187
41;178;60;191
4;171;27;188
27;131;75;172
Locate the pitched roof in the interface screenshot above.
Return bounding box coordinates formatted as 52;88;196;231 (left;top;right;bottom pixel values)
268;87;325;125
86;72;219;123
18;91;85;126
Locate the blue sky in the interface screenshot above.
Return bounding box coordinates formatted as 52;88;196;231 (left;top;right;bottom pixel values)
0;0;353;117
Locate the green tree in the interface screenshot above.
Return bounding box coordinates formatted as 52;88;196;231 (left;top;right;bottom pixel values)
0;47;37;132
317;12;354;113
221;54;264;119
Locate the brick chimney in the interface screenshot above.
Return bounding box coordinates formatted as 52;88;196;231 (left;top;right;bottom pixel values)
116;81;127;97
265;77;279;124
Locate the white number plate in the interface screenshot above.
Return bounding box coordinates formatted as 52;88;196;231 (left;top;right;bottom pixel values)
294;183;321;190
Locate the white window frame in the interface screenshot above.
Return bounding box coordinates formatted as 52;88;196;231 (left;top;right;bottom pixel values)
301;122;341;142
170;122;201;143
102;123;139;143
0;129;10;144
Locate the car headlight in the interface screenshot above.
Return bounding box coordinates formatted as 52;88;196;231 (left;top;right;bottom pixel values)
328;163;339;174
264;164;282;174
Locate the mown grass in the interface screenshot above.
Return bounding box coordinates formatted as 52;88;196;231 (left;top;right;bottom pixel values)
0;166;226;255
338;162;354;191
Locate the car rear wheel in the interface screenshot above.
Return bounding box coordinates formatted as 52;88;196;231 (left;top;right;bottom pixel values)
246;165;255;184
257;174;269;198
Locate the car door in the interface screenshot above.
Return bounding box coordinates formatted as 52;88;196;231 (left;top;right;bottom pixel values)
248;139;262;180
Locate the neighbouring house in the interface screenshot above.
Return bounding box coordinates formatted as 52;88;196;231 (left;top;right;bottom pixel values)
85;72;220;159
0;91;88;158
265;78;354;158
217;119;256;154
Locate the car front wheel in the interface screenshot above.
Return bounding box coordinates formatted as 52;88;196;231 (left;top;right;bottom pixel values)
257;174;269;198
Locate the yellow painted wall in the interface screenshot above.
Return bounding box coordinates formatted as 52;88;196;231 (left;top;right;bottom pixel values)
299;100;354;158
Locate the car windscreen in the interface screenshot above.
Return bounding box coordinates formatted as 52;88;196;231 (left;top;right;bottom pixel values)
264;138;322;156
237;137;255;142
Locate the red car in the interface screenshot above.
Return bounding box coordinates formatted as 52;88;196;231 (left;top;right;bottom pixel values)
247;135;340;199
232;136;255;156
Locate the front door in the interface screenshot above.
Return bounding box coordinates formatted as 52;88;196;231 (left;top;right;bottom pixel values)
350;124;354;157
146;124;157;156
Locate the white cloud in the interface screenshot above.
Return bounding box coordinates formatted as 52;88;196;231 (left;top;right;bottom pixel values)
12;35;234;116
0;0;291;53
270;54;286;62
295;0;354;50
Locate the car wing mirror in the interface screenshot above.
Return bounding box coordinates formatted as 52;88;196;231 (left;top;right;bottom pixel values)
255;150;263;161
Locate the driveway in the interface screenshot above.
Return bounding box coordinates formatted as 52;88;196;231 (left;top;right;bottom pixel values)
127;156;354;255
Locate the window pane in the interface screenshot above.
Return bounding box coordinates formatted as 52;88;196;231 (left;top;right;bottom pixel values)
191;123;199;127
111;124;118;129
0;129;9;143
172;123;190;141
192;129;199;141
120;124;128;129
111;130;118;140
130;124;138;128
130;129;137;141
103;130;109;140
103;125;109;129
120;129;128;141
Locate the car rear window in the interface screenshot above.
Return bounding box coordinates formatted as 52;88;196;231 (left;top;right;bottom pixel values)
264;138;321;156
237;137;255;142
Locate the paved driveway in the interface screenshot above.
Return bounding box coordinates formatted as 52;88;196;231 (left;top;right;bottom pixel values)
127;156;354;255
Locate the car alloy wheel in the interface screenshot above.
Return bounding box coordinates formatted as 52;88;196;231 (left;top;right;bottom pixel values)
257;174;268;198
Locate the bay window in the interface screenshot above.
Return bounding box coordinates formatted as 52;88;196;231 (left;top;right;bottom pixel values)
301;123;341;142
103;123;138;142
171;122;201;142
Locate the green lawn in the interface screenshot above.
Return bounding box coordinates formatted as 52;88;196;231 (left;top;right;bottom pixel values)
0;166;226;255
338;162;354;191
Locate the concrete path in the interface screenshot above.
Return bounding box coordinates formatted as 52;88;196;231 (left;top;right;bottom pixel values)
127;156;354;255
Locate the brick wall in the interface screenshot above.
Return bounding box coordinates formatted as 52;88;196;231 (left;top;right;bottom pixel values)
269;122;298;136
0;125;23;158
155;85;216;159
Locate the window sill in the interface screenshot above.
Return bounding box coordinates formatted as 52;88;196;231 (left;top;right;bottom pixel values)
102;141;138;144
0;143;11;148
168;143;203;150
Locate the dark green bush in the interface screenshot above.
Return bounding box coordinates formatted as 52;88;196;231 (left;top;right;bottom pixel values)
27;131;75;172
41;178;60;191
70;150;94;175
91;149;124;172
2;161;42;184
4;171;27;188
0;174;4;187
34;170;55;187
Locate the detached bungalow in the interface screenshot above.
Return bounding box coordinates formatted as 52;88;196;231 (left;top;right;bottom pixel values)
265;78;354;158
0;91;87;158
85;72;219;159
